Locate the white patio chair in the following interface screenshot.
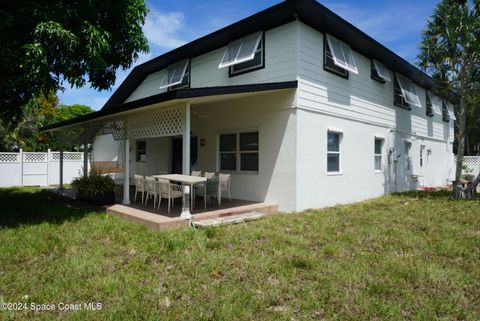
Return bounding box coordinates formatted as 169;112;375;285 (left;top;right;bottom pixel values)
134;175;145;203
191;170;202;177
144;177;157;208
219;173;231;201
156;179;183;213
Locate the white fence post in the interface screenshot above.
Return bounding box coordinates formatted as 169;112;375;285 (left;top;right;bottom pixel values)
19;148;23;187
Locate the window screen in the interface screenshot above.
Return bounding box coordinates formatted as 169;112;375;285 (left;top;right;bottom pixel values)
327;132;341;172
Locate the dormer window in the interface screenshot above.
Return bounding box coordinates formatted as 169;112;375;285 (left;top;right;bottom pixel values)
394;73;421;110
323;34;358;78
218;31;265;77
371;59;391;83
159;59;190;90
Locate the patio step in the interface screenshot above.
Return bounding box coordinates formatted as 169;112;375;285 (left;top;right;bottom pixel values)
192;212;266;228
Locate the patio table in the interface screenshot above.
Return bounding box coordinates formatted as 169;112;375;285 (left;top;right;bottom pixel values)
152;174;207;213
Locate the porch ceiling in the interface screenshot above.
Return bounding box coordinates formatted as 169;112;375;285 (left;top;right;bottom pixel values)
40;81;298;132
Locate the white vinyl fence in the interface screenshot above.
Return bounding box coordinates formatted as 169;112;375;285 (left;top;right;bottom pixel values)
0;149;88;187
454;155;480;178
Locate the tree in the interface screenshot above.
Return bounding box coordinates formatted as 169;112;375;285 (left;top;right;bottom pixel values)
0;0;148;121
418;0;480;197
0;93;94;152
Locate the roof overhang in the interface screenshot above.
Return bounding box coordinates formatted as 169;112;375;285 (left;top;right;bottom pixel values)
40;81;298;132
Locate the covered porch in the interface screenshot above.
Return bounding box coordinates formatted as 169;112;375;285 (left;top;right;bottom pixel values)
41;81;297;220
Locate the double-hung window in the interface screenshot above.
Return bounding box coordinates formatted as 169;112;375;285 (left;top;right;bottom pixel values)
327;131;341;173
371;59;391;83
405;141;412;170
159;59;190;90
218;31;264;77
219;131;259;172
394;73;422;109
374;138;383;171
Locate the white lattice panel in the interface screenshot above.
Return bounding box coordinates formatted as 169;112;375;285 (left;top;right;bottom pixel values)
51;152;83;161
454;156;480;165
23;153;47;162
128;106;184;139
100;120;125;141
0;153;19;163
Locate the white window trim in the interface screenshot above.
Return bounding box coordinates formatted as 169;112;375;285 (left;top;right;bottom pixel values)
372;60;391;82
325;34;358;74
327;130;342;174
218;130;259;174
395;73;422;108
159;59;189;89
218;31;263;69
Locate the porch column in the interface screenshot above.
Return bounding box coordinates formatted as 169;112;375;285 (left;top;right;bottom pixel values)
182;102;191;175
122;123;130;205
83;126;88;178
59;131;64;190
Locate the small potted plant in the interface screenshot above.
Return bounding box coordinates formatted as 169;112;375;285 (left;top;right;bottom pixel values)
71;169;117;205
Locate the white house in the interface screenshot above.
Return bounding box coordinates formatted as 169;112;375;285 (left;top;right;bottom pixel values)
43;0;457;212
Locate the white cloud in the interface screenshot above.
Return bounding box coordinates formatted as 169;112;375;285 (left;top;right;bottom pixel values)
143;9;186;49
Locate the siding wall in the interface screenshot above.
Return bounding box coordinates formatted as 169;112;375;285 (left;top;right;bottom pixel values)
125;22;298;103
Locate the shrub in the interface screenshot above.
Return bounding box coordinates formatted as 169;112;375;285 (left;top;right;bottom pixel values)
71;169;117;205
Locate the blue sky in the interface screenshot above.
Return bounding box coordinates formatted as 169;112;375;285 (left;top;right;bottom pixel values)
57;0;440;111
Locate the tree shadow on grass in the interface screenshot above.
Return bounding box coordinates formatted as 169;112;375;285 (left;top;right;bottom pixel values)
0;187;102;229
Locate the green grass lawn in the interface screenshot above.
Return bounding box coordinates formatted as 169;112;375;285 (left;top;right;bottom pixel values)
0;187;479;321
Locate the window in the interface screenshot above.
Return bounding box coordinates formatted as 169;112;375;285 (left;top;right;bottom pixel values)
159;59;190;89
426;92;434;117
430;94;443;115
395;73;422;108
327;132;341;173
230;34;264;76
394;74;410;110
219;31;264;76
169;61;190;90
371;59;391;83
324;35;348;78
325;34;358;74
136;141;146;162
446;102;456;120
219;131;259;172
442;101;450;122
405;141;412;170
374;138;383;171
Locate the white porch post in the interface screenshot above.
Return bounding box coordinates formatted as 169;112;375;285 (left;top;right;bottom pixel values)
182;102;191;175
83;126;88;178
122;121;130;205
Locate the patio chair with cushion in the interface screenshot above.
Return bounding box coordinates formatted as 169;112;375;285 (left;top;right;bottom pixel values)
144;177;158;208
204;171;216;179
219;173;231;201
191;170;202;177
134;174;145;203
156;179;183;213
